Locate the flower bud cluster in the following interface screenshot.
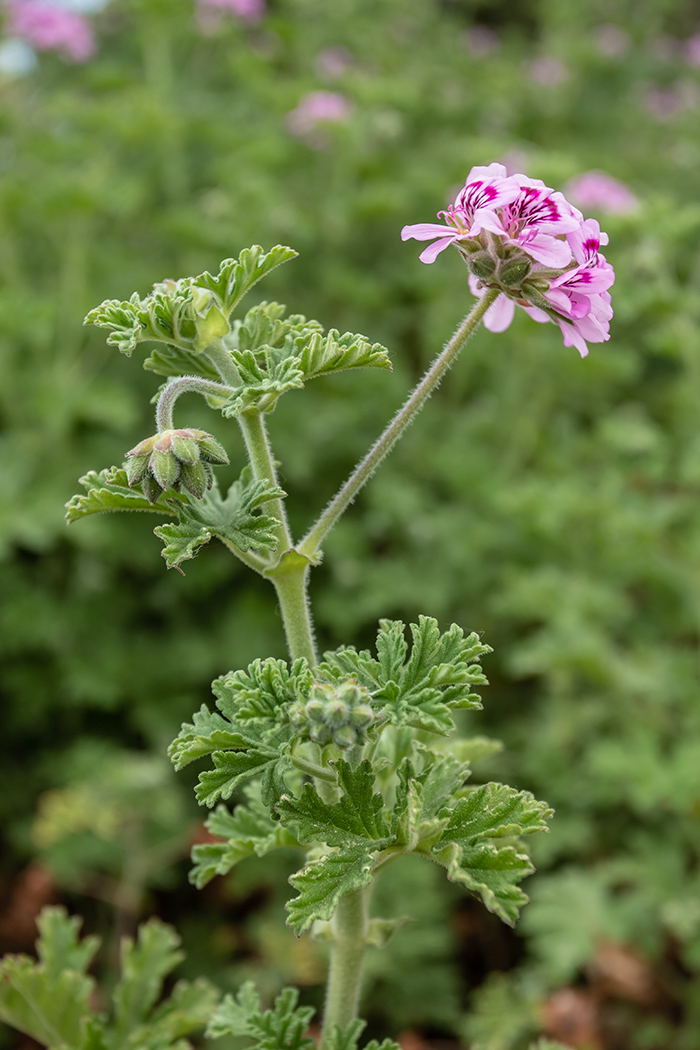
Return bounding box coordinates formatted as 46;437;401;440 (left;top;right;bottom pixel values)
289;680;375;749
125;428;229;502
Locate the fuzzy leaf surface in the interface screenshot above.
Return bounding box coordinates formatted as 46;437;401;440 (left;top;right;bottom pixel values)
193;246;298;316
319;616;491;735
276;761;389;846
206;981;315;1048
190;786;299;888
429;784;552;925
278;763;393;935
65;468;183;524
212;657;313;724
286;844;377;935
153;471;285;569
324;1021;400;1050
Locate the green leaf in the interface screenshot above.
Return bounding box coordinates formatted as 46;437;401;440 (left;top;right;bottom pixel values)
276;761;390;847
35;907;100;979
189;786;299;889
168;704;256;770
221;354;305;416
153;470;285;569
85;281;197;357
324;1020;401;1050
319;617;491;735
0;907;99;1050
278;763;393;935
215;300;388;415
440;783;553;844
286;843;376;935
433;839;534;927
145;979;220;1043
206;981;315;1049
429;783;552;925
65;467;182;524
212;656;313;723
195;747;289;808
142;344;221;381
193;246;298;317
112;919;185;1041
295;328;391;380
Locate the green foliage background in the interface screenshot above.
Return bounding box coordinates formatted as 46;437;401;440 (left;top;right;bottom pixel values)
2;0;700;1046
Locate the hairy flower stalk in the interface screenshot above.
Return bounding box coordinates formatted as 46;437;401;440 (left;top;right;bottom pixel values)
402;162;615;358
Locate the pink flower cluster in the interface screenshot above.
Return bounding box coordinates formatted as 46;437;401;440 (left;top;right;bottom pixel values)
285;91;353;139
3;0;95;62
402;162;615;357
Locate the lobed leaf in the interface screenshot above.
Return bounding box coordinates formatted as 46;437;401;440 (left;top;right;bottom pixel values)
189;787;299;888
433;839;534;927
65;467;182;524
295;328;391;380
195;748;290;808
206;980;315;1049
319;616;491;735
212;656;313;723
193;246;298;317
0;907;98;1049
286;844;377;935
112;920;185;1043
276;761;390;846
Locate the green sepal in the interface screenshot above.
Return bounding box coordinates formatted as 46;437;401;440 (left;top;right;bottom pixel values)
365;916;413;949
178;459;208;499
207;982;315;1048
65;467;184;524
189;785;299;889
319;616;491;736
150;448;180;491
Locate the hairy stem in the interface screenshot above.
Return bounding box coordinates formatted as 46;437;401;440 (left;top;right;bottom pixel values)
154;375;233;432
321;887;371;1049
266;553;318;666
299;288;500;558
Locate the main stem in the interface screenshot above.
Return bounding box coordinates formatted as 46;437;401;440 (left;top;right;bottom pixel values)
321;887;371;1049
299;288;499;559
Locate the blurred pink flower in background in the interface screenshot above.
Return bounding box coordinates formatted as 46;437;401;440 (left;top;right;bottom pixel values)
286;91;353;140
592;23;631;57
642;80;698;120
564;171;638;214
463;26;499;57
315;46;353;79
3;0;95;61
197;0;264;23
528;55;569;86
683;33;700;66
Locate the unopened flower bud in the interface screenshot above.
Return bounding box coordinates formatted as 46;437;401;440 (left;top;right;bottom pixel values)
150;448;180;490
350;704;374;729
310;723;332;746
304;699;326;722
324;699;349;727
468;252;497;279
333;725;358;749
125;427;229;501
499;258;531;287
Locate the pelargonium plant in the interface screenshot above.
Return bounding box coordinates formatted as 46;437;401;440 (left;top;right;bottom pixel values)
0;165;610;1050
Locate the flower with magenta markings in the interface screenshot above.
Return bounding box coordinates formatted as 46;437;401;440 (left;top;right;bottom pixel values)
402;162;615;357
